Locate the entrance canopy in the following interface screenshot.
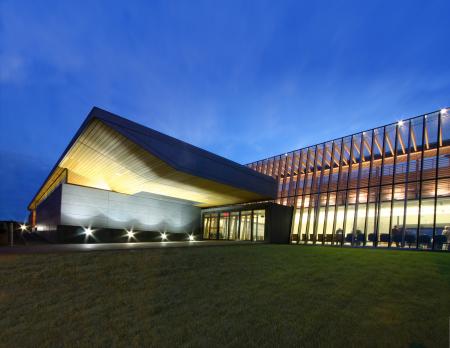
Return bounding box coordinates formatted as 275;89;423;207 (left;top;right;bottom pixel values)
29;107;277;210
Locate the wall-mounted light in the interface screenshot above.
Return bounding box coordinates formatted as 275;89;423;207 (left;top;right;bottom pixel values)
20;224;28;232
398;120;404;126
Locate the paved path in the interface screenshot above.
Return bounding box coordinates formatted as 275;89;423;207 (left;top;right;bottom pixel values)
0;240;257;255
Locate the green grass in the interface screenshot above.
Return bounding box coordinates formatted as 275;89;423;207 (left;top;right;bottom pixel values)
1;245;449;347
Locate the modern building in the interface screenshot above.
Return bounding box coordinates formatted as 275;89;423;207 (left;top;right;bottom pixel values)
28;107;291;243
247;108;450;251
29;107;450;250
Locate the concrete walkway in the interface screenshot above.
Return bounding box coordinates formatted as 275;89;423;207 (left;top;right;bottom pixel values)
0;240;258;254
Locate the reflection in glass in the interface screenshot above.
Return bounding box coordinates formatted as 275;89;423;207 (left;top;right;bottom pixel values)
203;214;211;239
229;212;239;240
240;211;252;241
253;210;265;241
219;212;229;240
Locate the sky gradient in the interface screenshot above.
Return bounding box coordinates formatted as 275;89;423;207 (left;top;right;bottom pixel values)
1;0;449;221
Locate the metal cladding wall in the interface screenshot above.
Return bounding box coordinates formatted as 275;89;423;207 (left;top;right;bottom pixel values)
36;183;201;240
35;184;62;236
60;184;201;232
265;204;294;244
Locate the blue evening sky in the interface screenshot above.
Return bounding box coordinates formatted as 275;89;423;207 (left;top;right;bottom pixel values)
1;0;449;220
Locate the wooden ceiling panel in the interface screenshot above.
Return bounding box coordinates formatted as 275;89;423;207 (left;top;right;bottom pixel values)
32;119;267;208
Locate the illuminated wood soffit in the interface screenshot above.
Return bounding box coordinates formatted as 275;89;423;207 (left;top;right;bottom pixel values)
53;119;264;207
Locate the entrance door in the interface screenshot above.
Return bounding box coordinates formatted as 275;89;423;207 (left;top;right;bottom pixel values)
219;212;229;239
229;212;239;240
240;211;252;240
202;214;211;239
253;210;266;241
209;214;218;239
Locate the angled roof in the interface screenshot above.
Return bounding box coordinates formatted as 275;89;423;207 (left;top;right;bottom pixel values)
29;107;277;209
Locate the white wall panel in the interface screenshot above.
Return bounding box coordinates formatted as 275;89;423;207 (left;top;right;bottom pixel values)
60;184;200;233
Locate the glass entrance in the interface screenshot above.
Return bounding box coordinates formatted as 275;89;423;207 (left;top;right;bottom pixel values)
240;211;252;240
202;208;267;241
229;212;239;240
203;214;218;239
219;212;229;239
253;210;266;241
202;214;211;239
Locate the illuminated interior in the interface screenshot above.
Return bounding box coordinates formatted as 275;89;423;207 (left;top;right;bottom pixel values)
248;108;450;250
203;209;266;241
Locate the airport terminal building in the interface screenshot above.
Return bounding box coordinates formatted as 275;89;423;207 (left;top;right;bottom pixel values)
29;107;450;251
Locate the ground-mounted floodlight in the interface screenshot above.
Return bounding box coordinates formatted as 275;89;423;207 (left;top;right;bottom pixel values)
126;229;135;238
125;228;137;242
84;227;93;237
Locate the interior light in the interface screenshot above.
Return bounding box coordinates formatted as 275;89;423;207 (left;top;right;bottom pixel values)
20;224;28;232
161;232;167;241
189;234;195;241
84;227;93;236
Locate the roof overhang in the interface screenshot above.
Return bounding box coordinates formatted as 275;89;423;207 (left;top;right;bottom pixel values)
29;107;277;210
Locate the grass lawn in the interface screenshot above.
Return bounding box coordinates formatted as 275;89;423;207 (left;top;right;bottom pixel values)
1;245;449;347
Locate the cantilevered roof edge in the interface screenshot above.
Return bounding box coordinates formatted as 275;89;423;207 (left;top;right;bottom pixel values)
27;107;100;210
94;108;277;198
29;106;277;209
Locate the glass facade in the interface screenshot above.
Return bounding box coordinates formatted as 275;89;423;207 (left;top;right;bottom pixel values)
247;109;450;251
202;209;266;241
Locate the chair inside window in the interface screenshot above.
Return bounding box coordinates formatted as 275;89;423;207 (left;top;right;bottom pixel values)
392;233;402;247
433;235;447;250
380;233;390;244
344;234;353;244
356;233;365;244
404;234;416;248
418;234;431;248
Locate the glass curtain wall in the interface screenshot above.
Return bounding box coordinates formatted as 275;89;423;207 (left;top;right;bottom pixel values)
253;210;266;241
202;209;266;242
248;108;450;251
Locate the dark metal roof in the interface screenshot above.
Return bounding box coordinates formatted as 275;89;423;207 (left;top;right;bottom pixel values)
29;107;276;209
93;107;277;197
